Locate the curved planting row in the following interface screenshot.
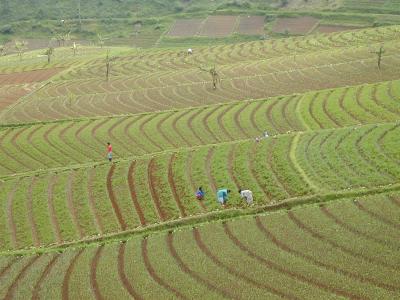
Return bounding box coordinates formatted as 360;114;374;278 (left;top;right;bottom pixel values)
34;41;399;98
3;47;400;124
0;123;399;251
0;192;399;299
1;80;399;175
57;25;400;80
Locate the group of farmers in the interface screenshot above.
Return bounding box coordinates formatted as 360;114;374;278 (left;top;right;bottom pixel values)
106;141;254;207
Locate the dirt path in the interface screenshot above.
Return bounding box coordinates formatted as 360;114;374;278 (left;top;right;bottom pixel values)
168;153;186;218
47;174;62;243
106;164;127;230
234;102;251;138
118;243;143;299
127;161;147;226
62;249;85;300
90;245;105;300
141;238;187;299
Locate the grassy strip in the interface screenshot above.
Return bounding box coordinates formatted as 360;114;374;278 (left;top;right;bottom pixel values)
1;181;399;257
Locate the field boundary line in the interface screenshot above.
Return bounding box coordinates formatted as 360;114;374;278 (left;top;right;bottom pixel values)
1;120;399;181
289;133;320;192
1;181;399;257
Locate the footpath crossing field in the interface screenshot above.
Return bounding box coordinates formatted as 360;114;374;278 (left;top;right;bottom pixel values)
0;25;399;299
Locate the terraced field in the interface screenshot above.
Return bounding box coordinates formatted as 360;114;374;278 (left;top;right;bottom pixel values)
0;24;399;299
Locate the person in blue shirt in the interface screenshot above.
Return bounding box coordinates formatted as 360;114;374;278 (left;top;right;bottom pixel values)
196;187;204;200
217;188;231;206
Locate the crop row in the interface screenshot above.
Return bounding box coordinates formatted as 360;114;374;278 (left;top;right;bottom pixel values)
33;40;400;98
0;123;398;251
2;51;400;124
0;79;399;175
58;25;400;80
0;191;398;299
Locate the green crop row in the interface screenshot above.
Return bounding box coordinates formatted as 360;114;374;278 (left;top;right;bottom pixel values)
0;123;399;251
1;79;399;176
0;191;398;299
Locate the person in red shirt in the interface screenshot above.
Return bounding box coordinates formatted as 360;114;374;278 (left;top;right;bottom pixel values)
107;142;113;162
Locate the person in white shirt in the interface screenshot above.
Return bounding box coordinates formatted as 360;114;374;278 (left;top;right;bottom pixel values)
239;189;253;205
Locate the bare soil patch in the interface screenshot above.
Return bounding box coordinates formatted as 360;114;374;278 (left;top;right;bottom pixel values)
0;68;63;86
0;84;36;112
237;16;265;35
168;19;204;37
200;16;238;37
315;24;361;33
273;16;319;35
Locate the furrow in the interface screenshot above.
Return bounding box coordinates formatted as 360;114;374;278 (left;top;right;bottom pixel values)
127;161;147;226
288;211;398;271
166;232;236;300
118;242;143;299
223;222;365;300
168;153;186;218
141;238;187;299
193;228;299;300
7;181;19;249
31;253;60;300
4;255;41;300
27;176;40;247
87;167;105;234
147;158;167;221
90;245;105;300
353;200;400;230
255;216;398;292
106;164;127;230
66;171;85;239
47;174;62;243
62;249;85;300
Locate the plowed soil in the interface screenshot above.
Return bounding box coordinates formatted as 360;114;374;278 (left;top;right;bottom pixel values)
273;17;319;35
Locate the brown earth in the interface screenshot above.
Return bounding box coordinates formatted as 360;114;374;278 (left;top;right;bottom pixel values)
315;24;361;33
168;19;204;37
237;16;265;35
273;17;319;35
200;16;238;37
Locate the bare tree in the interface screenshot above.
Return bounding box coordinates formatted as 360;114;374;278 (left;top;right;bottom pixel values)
105;50;116;81
0;44;6;56
371;45;385;70
199;65;220;89
97;33;107;48
71;41;79;56
44;46;54;63
14;40;28;61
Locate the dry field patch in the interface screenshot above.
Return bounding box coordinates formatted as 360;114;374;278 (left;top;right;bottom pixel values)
0;68;62;86
168;19;204;37
237;16;265;35
315;24;361;33
200;16;238;37
273;16;319;35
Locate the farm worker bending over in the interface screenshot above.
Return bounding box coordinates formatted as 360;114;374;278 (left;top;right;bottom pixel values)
107;142;113;162
217;188;230;206
196;187;204;200
239;189;253;205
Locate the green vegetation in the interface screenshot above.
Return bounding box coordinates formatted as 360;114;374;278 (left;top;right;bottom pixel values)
0;5;399;296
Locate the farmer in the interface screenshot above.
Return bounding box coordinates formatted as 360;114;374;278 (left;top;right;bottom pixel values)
239;189;253;205
196;187;204;200
217;188;230;206
187;48;193;55
107;142;113;162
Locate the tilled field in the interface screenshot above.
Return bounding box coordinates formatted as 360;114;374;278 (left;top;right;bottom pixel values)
0;25;399;299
